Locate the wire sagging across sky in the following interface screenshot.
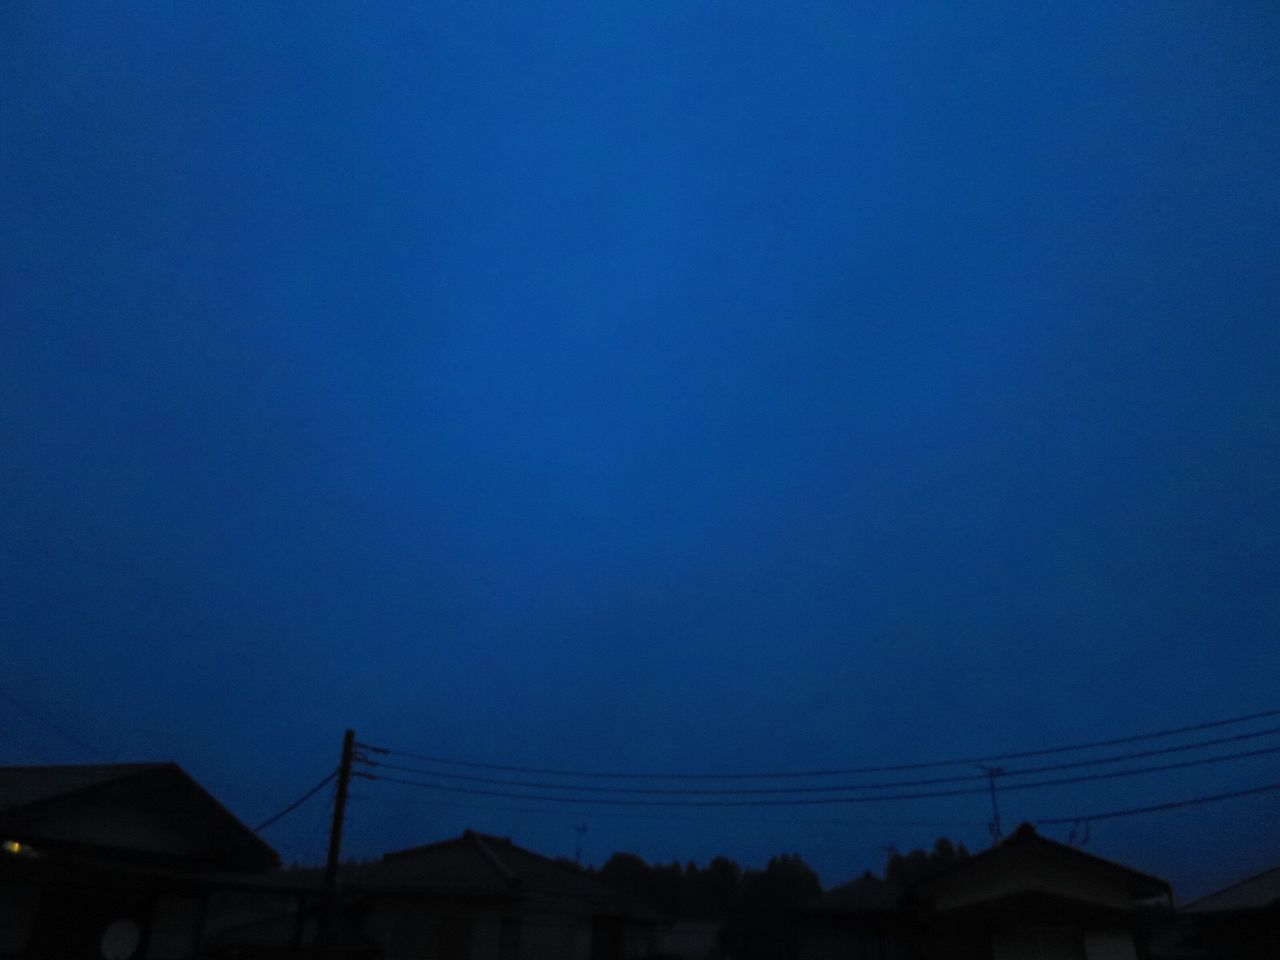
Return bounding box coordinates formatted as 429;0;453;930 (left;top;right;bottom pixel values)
345;706;1280;840
356;704;1280;781
255;768;338;832
359;723;1280;795
354;742;1280;808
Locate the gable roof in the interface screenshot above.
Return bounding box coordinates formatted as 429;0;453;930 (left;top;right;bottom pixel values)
320;830;662;921
0;763;158;815
810;872;904;914
1183;864;1280;914
0;762;278;871
913;822;1171;903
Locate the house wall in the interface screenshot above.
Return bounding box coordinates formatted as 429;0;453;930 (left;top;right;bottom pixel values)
654;920;719;960
797;915;1146;960
619;923;653;960
1081;930;1136;960
9;803;218;866
0;879;39;957
470;917;501;960
991;928;1083;960
364;903;649;960
145;895;204;960
986;928;1137;960
794;928;900;960
24;879;160;960
1198;913;1280;960
518;913;589;960
1;863;277;960
516;913;651;960
364;902;510;960
364;900;433;958
202;889;300;947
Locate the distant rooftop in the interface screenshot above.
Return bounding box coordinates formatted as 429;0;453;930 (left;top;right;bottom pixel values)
0;761;278;871
916;822;1172;903
810;872;903;914
810;822;1171;919
289;829;664;921
0;763;161;816
1183;864;1280;914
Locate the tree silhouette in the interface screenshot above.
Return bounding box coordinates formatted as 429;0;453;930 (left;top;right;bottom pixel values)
588;837;968;960
721;854;822;960
884;836;970;888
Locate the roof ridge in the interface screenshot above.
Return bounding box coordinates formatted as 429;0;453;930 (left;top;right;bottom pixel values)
466;831;595;880
914;824;1170;898
1027;836;1171;892
382;835;472;862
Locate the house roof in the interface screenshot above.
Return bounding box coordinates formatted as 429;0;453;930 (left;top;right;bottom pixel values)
0;763;159;816
1183;864;1280;914
915;822;1172;903
0;762;278;871
811;823;1170;922
809;872;904;914
312;830;663;921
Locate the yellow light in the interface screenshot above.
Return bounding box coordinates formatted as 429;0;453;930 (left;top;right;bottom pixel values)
2;840;29;855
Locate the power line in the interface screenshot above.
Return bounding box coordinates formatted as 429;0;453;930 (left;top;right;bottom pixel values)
354;741;1280;807
0;688;102;757
1037;779;1280;826
350;783;984;829
0;724;55;764
255;769;338;832
358;724;1280;795
358;705;1280;780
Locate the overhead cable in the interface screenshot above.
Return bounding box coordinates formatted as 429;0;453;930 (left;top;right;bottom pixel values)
1037;779;1280;826
356;705;1280;780
255;769;338;832
358;724;1280;795
0;688;103;757
355;741;1280;807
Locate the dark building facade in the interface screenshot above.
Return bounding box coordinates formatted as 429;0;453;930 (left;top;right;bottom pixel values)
0;763;281;960
796;823;1171;960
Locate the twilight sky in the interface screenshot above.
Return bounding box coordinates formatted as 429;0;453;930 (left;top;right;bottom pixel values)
2;1;1278;901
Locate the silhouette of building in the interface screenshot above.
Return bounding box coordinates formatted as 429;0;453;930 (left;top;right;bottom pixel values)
796;822;1171;960
0;762;281;960
1153;863;1280;959
207;830;665;960
653;920;721;960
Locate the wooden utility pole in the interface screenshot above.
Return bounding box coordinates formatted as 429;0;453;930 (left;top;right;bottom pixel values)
323;729;356;889
315;729;355;959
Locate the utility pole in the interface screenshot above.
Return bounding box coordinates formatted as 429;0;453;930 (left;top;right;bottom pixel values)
323;729;356;890
316;729;355;959
979;765;1004;843
574;823;587;865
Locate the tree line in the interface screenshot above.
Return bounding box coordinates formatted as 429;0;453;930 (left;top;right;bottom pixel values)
579;837;970;960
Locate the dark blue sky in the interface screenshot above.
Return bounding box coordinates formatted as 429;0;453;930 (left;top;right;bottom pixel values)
3;2;1278;899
